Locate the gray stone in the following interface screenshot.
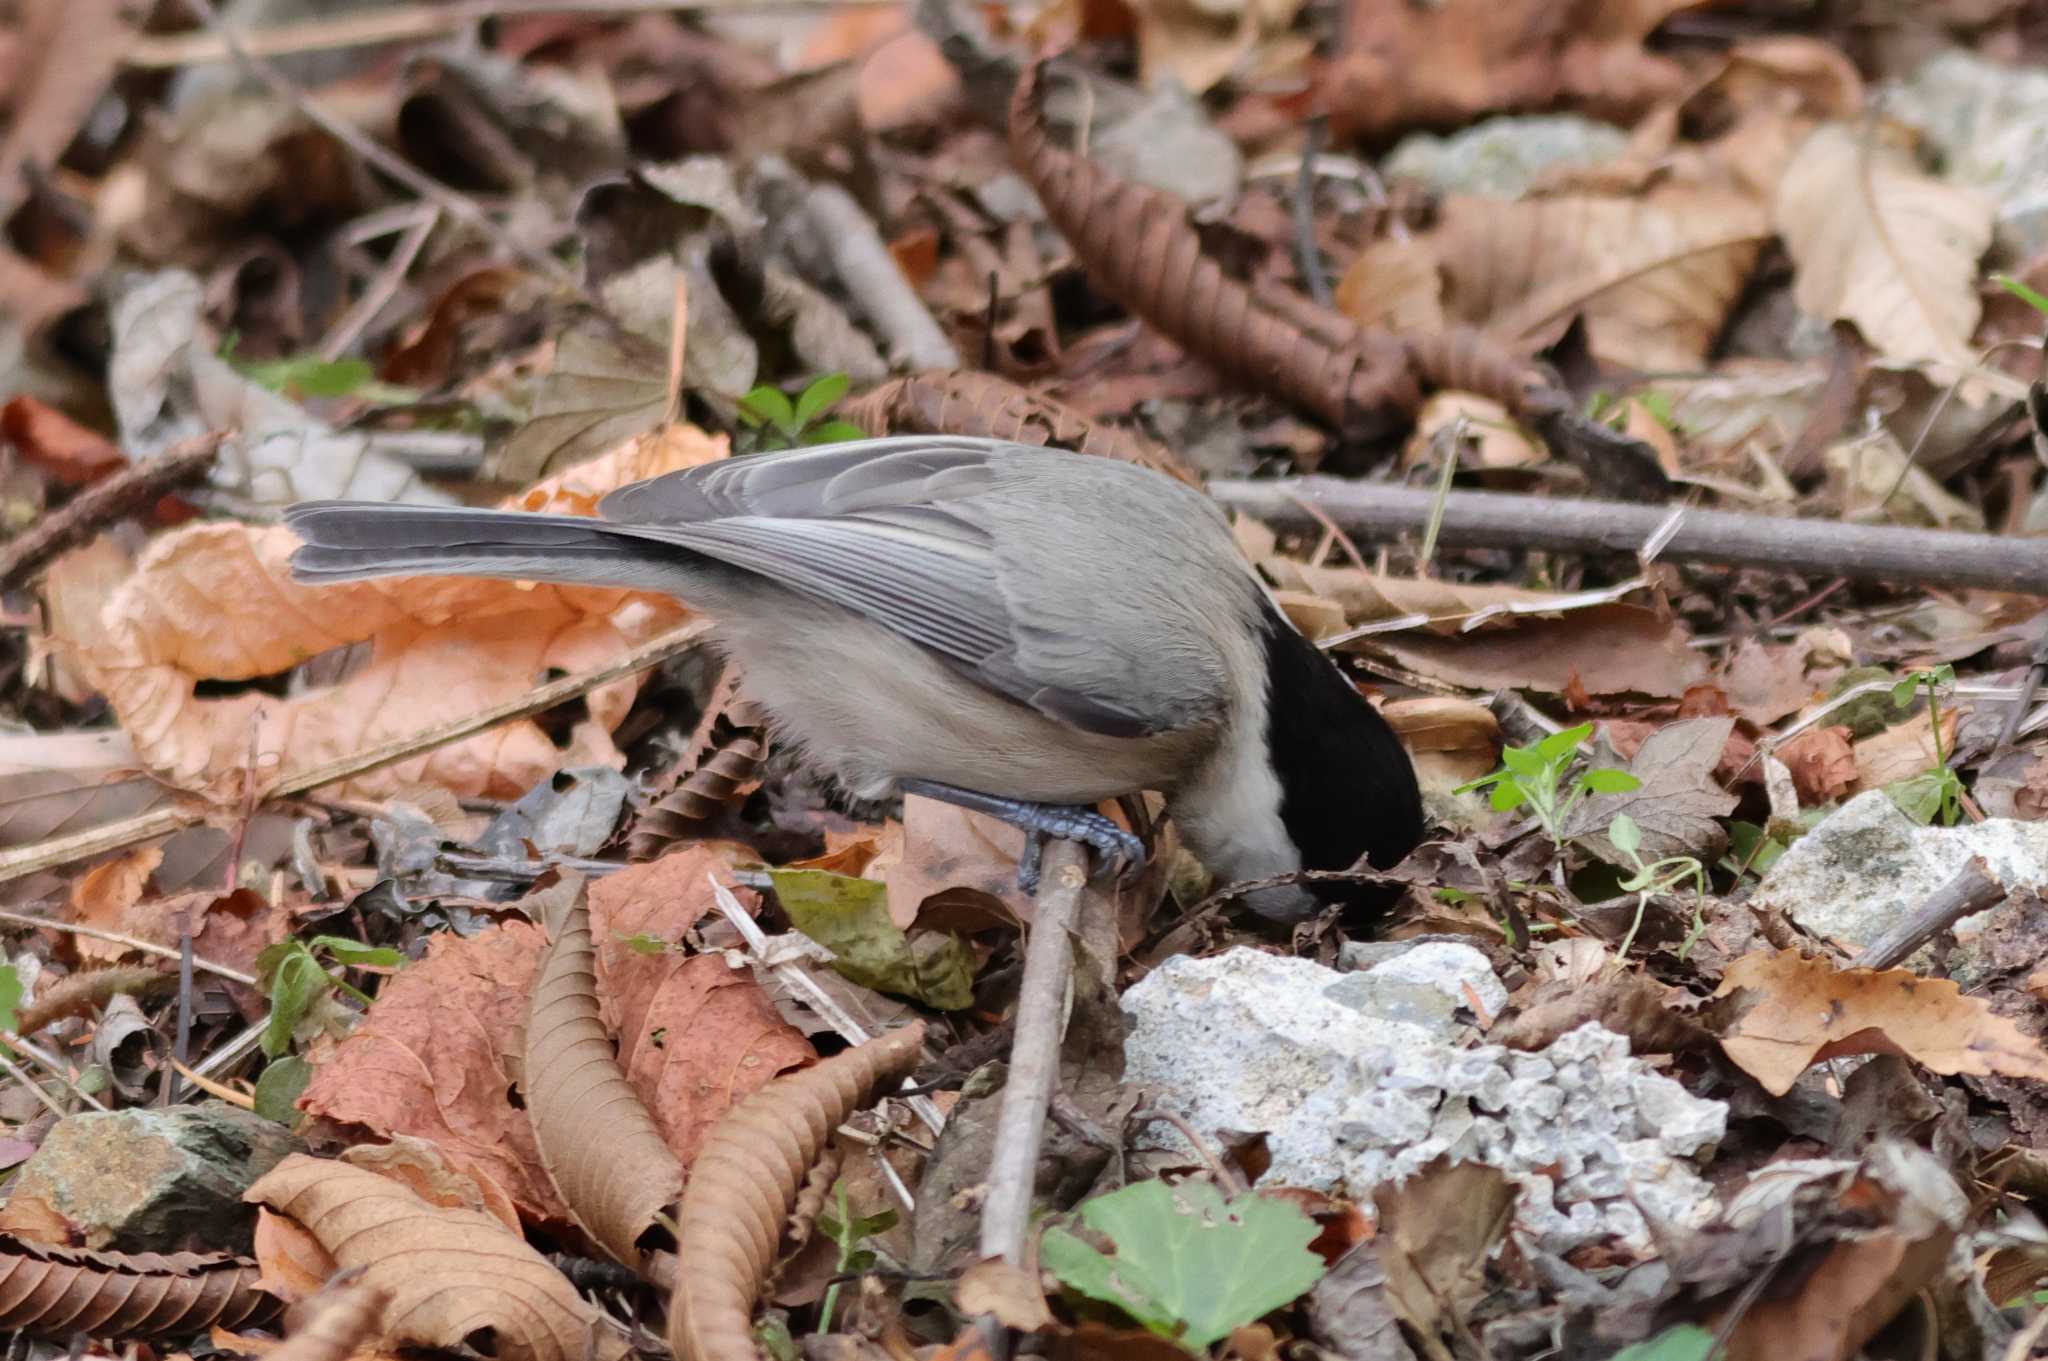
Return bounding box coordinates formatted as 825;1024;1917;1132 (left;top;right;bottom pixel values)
1753;789;2048;955
1122;949;1726;1252
1886;51;2048;258
0;1103;297;1253
1383;114;1630;197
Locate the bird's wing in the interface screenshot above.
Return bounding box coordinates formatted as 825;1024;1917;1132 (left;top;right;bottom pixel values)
598;438;1167;737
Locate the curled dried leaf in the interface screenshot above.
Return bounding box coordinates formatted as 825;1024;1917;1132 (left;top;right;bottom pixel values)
843;371;1199;485
266;1280;390;1361
525;876;684;1271
667;1023;926;1361
622;673;769;862
0;1233;278;1338
246;1155;627;1361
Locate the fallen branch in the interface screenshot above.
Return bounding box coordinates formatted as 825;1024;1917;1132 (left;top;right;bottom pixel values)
1209;479;2048;596
1858;857;2007;971
802;183;960;371
0;619;713;885
0;433;223;592
979;838;1090;1265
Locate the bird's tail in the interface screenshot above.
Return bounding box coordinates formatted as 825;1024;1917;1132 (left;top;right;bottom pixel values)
285;502;692;594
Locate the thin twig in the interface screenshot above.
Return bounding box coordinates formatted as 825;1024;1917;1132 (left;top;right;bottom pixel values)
0;433;223;591
803;182;960;371
0;908;257;985
0;1049;71;1120
319;205;439;361
1858;858;2006;971
1210;478;2048;595
1291;116;1332;306
174;0;577;286
0;619;713;885
3;1031;110;1111
1130;1107;1245;1195
980;838;1090;1265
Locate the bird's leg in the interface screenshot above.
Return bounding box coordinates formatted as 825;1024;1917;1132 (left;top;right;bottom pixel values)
896;779;1145;891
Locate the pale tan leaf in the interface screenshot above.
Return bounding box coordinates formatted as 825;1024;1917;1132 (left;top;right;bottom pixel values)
1403;392;1541;471
1715;948;2048;1096
0;729;167;850
1775;122;1995;376
48;426;724;803
1335;237;1445;335
1429;189;1769;370
245;1156;627;1361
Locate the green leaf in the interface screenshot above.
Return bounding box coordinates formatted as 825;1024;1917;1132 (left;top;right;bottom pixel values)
738;385;795;432
1892;676;1921;707
258;942;328;1060
768;869;975;1010
1040;1180;1327;1351
756;1315;801;1361
1884;770;1951;825
1608;813;1642;856
1612;1324;1715;1361
1500;744;1547;779
1489;781;1528;813
618;932;669;956
0;962;20;1056
802;419;870;446
308;936;402;968
1997;273;2048;317
253;1056;312;1123
793;372;850;427
1450;771;1502;796
1579;768;1642;794
1534;723;1593;762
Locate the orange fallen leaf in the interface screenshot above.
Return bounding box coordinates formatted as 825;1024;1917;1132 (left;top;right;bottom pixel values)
1;395;124;484
1715;949;2048;1096
1776;725;1858;805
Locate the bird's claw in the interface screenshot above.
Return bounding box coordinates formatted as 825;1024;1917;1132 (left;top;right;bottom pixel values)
1015;809;1145;894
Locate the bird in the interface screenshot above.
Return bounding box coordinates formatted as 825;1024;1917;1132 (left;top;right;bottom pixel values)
285;436;1423;920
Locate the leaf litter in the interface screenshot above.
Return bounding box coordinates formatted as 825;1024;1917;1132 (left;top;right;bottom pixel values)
12;2;2048;1359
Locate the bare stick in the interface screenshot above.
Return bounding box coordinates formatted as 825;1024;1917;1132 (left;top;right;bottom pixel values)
0;619;713;885
1209;478;2048;596
980;838;1089;1265
0;433;223;591
803;183;961;372
1858;857;2007;971
0;909;255;985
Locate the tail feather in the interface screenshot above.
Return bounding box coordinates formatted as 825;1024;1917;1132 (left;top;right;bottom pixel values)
284;502;690;593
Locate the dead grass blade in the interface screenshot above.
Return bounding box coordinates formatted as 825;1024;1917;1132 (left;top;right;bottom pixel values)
667;1023;926;1361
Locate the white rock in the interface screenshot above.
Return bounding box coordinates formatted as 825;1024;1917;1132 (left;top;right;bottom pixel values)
1753;789;2048;954
1121;949;1727;1253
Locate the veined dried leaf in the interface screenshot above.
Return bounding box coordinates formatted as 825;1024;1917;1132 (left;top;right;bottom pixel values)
1335;237;1445;337
297;922;567;1224
0;728;167;850
1429;190;1769;371
842;370;1198;486
622;672;769;861
0;1232;278;1338
1403;391;1541;471
262;1280;390;1361
49;425;723;803
525;876;682;1269
1775;123;1996;379
668;1024;925;1361
246;1156;627;1361
1715;948;2048;1095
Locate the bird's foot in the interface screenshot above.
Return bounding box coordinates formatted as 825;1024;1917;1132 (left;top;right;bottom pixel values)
896;779;1145;892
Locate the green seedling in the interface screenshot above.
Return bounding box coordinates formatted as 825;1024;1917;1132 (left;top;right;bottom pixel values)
1886;663;1965;826
256;935;402;1061
737;372;866;452
1455;722;1642;845
1608;813;1710;959
815;1181;897;1334
224;337;421;405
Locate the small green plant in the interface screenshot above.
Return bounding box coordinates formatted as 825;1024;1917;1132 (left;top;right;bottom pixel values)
0;961;20;1057
1612;1324;1715;1361
737;372;865;452
1455;722;1642;844
1041;1179;1326;1352
815;1181;897;1333
1608;813;1710;958
223;337;420;404
1996;273;2048;317
1886;663;1966;826
253;935;398;1122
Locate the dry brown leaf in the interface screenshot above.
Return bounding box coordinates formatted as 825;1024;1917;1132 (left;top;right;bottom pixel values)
0;396;124;485
261;1280;389;1361
296;922;565;1224
1495;972;1711;1054
1719;1230;1929;1361
1721;637;1824;726
1403;392;1541;471
0;1232;278;1339
1350;604;1707;699
49;426;723;803
37;535;137;706
880;795;1036;928
1335;237;1446;336
1319;0;1690;141
1715;948;2048;1095
588;847;816;1168
0;729;168;850
525;877;682;1269
245;1155;626;1361
63;846;161;963
1851;708;1960;792
1775;122;1996;379
1427;190;1769;371
1373;1159;1516;1361
1775;725;1858;805
250;1207;336;1306
1123;0;1301;94
955;1260;1055;1331
1566;717;1739;862
340;1137;522;1235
